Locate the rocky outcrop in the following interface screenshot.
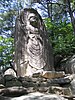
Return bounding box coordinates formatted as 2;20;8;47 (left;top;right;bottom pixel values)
59;55;75;74
64;55;75;74
0;70;75;99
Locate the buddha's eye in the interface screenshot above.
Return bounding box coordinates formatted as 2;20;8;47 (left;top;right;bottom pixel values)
29;16;39;28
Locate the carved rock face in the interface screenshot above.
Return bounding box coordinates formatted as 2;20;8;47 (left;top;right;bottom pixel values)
14;8;54;77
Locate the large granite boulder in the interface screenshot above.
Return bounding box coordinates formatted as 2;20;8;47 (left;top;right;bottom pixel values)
4;68;17;77
65;55;75;74
60;55;75;74
14;8;54;77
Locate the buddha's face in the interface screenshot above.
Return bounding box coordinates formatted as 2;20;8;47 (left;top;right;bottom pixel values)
26;13;41;34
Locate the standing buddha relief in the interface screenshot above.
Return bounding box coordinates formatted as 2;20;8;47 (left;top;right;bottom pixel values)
14;8;54;77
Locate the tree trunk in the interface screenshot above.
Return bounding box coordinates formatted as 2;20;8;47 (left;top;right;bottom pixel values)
67;0;75;34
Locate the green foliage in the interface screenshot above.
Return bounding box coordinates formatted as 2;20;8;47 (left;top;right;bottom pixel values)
0;36;14;69
44;18;75;57
0;0;22;70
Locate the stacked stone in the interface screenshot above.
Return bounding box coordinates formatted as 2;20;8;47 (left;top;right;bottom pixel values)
0;69;75;100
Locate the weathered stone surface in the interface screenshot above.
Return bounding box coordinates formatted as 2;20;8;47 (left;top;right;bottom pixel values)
18;76;35;87
70;75;75;95
0;86;28;97
49;86;72;96
14;8;54;77
11;92;68;100
0;74;4;85
4;68;17;77
32;71;65;79
61;55;75;74
4;75;22;87
0;92;68;100
17;74;74;88
41;71;65;79
47;76;72;85
0;84;5;89
0;96;11;100
0;74;75;99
